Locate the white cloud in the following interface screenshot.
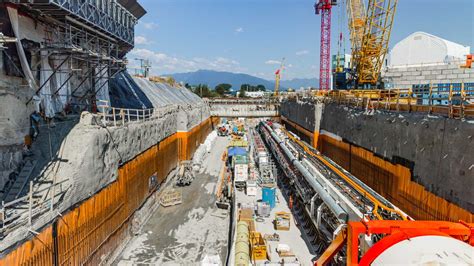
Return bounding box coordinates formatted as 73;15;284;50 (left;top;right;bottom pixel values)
287;64;293;68
296;50;309;56
265;60;281;65
128;48;246;74
140;21;158;30
235;27;244;33
134;36;151;45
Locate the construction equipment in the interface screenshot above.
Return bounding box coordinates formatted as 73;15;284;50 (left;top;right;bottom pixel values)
217;125;228;136
317;0;398;89
315;220;474;265
315;0;337;90
274;58;285;96
461;54;473;68
175;161;194;186
274;211;291;231
351;0;398;85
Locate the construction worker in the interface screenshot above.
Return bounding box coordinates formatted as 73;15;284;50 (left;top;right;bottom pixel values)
289;194;293;210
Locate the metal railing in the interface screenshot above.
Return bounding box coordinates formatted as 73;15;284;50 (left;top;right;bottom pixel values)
320;83;474;119
96;101;179;127
0;179;69;239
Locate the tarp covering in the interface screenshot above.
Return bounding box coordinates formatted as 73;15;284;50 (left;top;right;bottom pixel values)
133;77;203;108
7;6;38;91
227;147;247;157
108;71;153;109
39;50;56;118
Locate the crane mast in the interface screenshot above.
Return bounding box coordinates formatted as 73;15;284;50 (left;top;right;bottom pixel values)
315;0;337;91
346;0;365;77
274;58;285;96
348;0;398;85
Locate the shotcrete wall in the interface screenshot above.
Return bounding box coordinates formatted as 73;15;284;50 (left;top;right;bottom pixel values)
280;100;321;132
1;75;211;256
281;100;473;221
319;103;473;213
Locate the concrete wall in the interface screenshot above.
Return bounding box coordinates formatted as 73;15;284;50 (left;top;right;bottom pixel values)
382;63;474;87
280;100;323;132
319;103;474;213
0;72;36;188
1;77;211;251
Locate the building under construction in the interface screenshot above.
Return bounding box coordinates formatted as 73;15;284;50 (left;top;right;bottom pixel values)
0;0;473;265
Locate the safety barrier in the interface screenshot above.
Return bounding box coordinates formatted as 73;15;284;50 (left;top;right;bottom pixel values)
0;117;217;265
319;83;474;119
1;179;68;239
317;134;473;222
96;101;179;127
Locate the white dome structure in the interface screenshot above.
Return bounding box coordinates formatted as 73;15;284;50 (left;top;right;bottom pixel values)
388;32;470;67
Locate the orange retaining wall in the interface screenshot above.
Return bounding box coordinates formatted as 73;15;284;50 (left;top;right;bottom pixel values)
318;134;473;222
0;117;217;265
281;116;319;148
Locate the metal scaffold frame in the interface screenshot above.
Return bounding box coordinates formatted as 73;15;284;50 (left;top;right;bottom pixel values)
23;0;137;45
26;21;126;108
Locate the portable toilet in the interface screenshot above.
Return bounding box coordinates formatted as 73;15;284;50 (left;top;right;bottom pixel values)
262;186;276;209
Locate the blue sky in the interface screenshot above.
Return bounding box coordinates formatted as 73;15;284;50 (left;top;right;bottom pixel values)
130;0;473;80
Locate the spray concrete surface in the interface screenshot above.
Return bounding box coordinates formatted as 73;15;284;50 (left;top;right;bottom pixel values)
116;135;230;265
320;103;474;212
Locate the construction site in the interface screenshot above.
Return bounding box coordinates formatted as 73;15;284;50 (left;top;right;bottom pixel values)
0;0;473;265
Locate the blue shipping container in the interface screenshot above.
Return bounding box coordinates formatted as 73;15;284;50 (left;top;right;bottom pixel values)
262;187;276;209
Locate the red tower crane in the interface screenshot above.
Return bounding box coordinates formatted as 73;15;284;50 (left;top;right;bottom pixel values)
315;0;336;90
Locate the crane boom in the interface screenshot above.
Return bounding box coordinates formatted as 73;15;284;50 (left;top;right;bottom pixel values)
347;0;398;85
346;0;365;73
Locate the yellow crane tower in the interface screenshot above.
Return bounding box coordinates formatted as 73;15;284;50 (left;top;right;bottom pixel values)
347;0;398;86
274;58;285;96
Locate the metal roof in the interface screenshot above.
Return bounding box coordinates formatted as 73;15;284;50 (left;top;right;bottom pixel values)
118;0;146;19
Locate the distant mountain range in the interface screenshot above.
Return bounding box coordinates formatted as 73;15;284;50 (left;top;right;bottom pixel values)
167;70;318;91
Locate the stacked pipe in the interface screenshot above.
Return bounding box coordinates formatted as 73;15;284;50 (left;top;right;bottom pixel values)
234;221;250;266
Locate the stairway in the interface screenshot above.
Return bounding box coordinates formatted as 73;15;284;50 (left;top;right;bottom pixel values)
3;160;37;203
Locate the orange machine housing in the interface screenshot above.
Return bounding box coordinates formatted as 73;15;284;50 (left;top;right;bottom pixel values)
315;220;474;266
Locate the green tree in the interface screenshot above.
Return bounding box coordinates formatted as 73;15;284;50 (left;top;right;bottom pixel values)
239;86;247;98
256;84;266;91
215;83;232;96
192;84;216;98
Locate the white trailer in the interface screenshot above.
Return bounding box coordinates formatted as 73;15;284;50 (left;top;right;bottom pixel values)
234;164;248;188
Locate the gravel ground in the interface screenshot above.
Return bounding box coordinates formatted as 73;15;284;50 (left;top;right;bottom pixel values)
115;135;230;265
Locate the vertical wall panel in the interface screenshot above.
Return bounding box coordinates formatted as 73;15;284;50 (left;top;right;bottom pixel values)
318;134;473;222
1;117;214;265
0;227;53;266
